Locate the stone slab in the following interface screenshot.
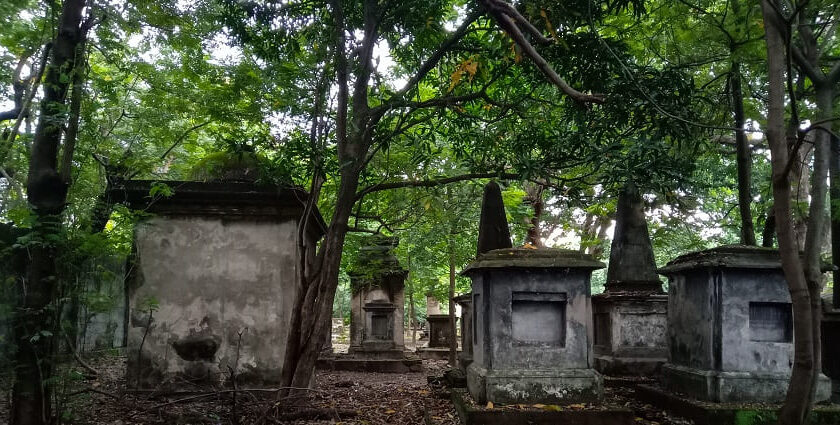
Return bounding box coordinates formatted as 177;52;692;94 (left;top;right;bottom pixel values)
661;363;831;403
594;355;665;376
467;364;603;405
451;388;633;425
417;347;459;360
634;384;840;425
316;355;422;373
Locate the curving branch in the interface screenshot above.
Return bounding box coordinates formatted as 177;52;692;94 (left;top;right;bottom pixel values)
479;0;604;104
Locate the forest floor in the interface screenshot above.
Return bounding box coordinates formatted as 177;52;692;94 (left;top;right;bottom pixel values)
0;351;697;424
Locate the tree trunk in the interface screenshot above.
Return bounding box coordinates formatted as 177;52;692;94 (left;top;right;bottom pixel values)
761;2;817;423
59;37;87;184
282;164;362;394
524;182;544;247
730;60;756;245
12;1;86;424
408;254;416;347
448;242;457;366
762;206;776;247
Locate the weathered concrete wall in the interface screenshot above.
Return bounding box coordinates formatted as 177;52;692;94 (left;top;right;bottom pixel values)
592;294;667;375
127;216;299;387
667;271;714;370
720;269;792;373
660;246;831;402
465;248;605;404
475;269;593;371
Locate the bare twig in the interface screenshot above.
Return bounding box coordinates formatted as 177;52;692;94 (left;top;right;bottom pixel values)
62;332;99;376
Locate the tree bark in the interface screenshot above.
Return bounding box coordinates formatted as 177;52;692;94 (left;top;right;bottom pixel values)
730;60;756;245
761;2;817;424
524;182;544;247
762;206;776;247
12;1;87;424
408;254;416;347
59;37;88;184
448;240;457;366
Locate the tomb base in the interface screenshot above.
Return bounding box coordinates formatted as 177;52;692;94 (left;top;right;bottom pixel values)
451;388;633;425
661;362;831;403
592;293;667;376
466;363;604;405
593;355;663;376
316;353;422;373
635;384;840;425
417;346;459;360
346;346;406;359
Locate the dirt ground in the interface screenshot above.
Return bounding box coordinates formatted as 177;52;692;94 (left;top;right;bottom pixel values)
0;352;700;424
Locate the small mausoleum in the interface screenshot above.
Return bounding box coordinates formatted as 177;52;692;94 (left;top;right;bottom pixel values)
348;235;407;358
115;180;325;388
659;245;831;402
463;248;605;404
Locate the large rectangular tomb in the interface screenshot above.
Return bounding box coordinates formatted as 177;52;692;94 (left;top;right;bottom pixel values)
659;245;830;402
115;180;325;388
463;248;605;404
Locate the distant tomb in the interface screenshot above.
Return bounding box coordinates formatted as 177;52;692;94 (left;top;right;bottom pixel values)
426;314;453;348
658;245;831;402
115;180;325;388
592;183;668;375
464;248;605;404
426;294;442;315
348;236;407;357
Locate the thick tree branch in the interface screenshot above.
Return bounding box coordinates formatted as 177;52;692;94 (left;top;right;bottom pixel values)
354;172;519;201
791;45;823;82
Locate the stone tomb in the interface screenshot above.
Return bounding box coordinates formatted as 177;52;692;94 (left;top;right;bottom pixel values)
454;293;473;371
348;236;407;358
592;183;668;375
115;180;325;388
417;313;456;360
464;248;605;404
426;314;454;348
659;245;830;402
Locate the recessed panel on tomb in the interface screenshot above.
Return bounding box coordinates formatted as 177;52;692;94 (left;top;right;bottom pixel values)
749;302;792;343
371;314;389;339
511;293;566;346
